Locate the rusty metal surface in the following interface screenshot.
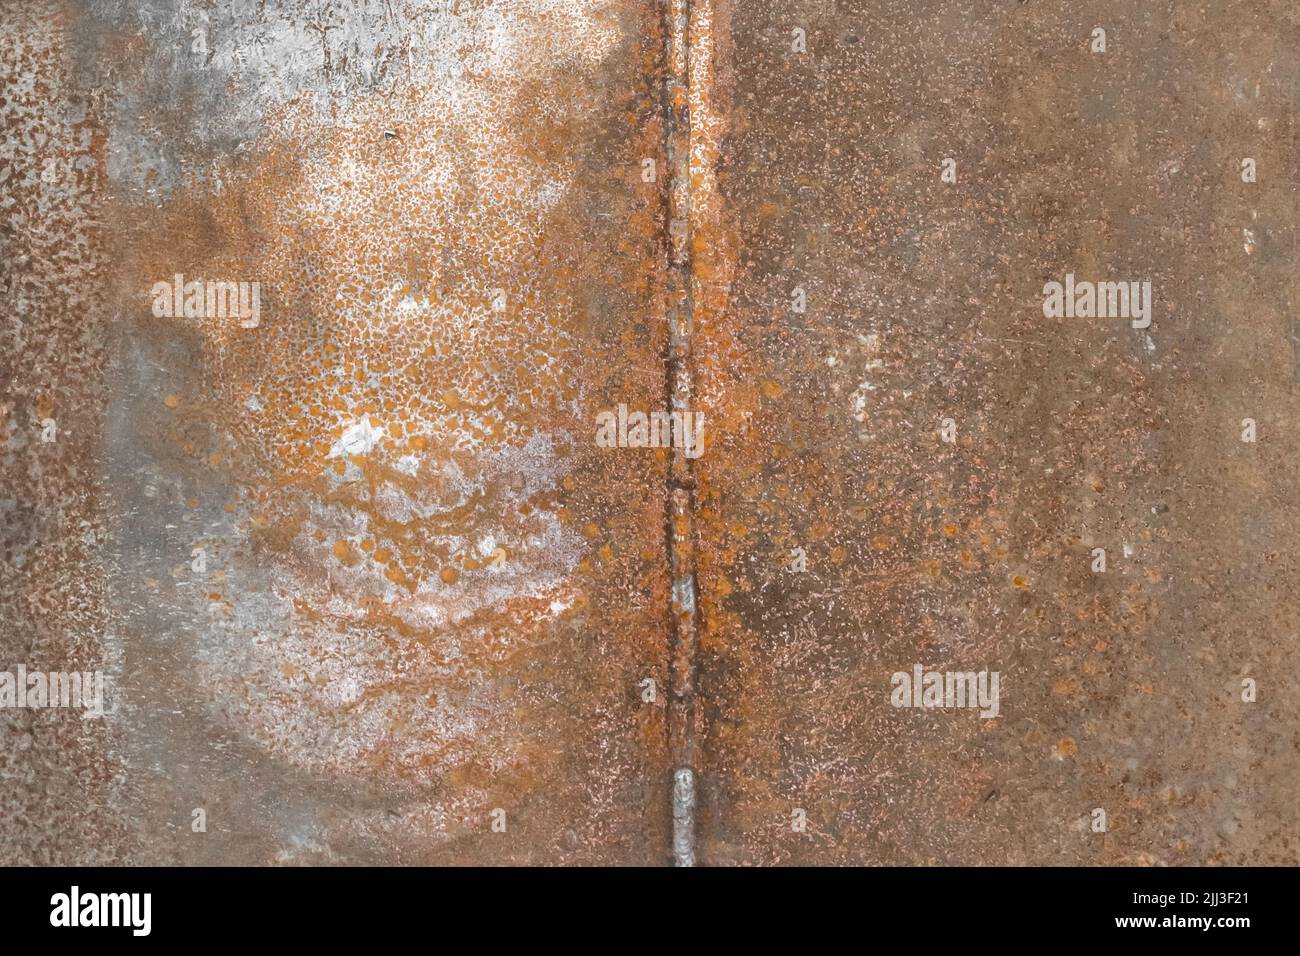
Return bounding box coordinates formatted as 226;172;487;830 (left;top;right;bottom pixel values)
3;0;673;865
2;0;1298;866
693;0;1300;865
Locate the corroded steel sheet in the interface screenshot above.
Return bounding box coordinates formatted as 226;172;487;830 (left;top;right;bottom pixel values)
3;0;673;865
2;0;1298;866
693;0;1300;865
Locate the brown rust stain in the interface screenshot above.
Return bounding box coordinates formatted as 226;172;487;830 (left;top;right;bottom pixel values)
5;0;676;864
